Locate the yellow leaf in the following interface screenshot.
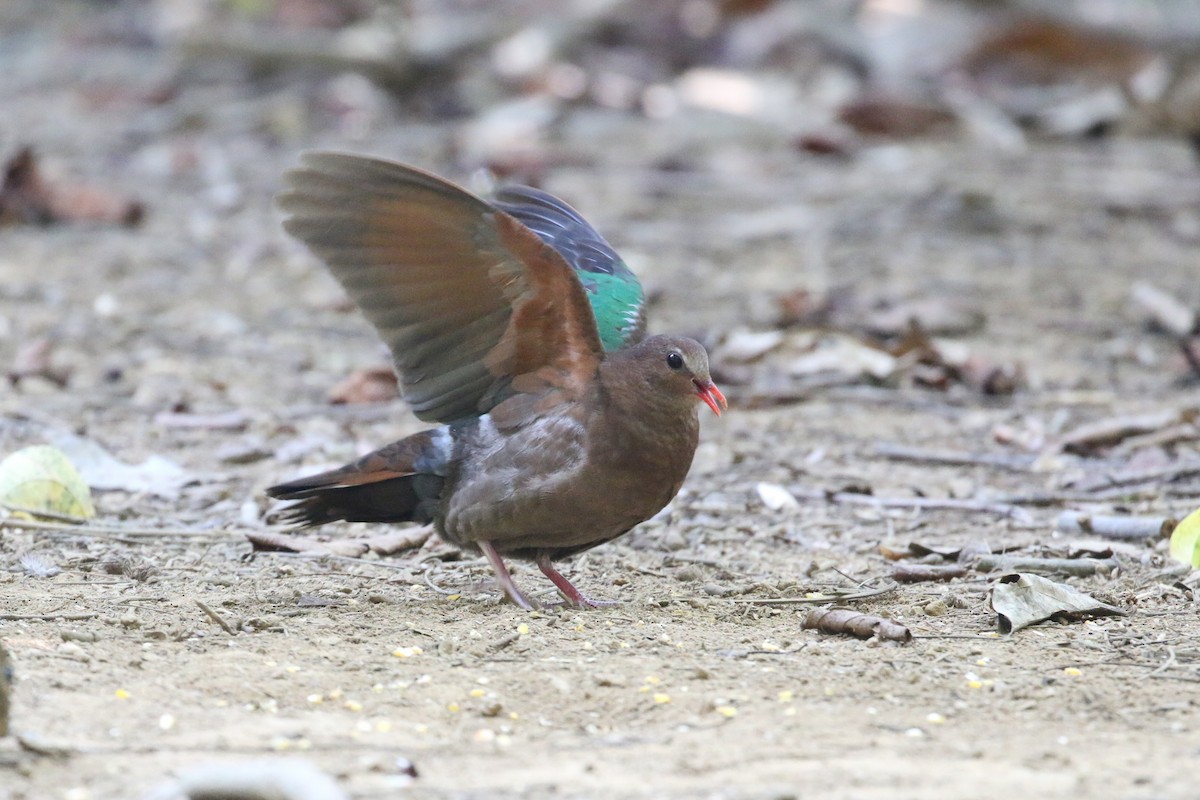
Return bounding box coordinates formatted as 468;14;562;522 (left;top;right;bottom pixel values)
0;445;95;519
1169;508;1200;567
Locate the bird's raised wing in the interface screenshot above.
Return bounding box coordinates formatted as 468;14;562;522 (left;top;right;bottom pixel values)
492;186;645;352
279;153;605;423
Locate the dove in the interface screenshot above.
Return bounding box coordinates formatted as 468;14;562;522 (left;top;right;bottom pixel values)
268;153;725;609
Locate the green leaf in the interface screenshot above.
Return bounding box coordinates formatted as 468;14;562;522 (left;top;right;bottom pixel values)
0;445;96;519
1169;507;1200;567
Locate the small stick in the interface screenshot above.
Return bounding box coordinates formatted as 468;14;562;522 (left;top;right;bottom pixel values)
0;612;97;621
1055;511;1174;541
0;504;92;524
489;632;520;651
731;582;898;605
803;608;911;643
893;563;969;583
872;442;1034;471
793;488;1034;523
1111;422;1200;456
0;516;241;538
1131;282;1197;337
1052;410;1183;454
973;555;1118;576
1070;461;1200;493
195;600;236;635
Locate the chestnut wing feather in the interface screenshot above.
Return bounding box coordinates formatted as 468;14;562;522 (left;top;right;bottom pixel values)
278;153;605;423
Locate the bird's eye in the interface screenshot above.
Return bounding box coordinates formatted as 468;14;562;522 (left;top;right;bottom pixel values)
666;352;684;370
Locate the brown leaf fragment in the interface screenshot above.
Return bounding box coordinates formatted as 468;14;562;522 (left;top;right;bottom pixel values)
802;608;911;643
0;147;144;227
246;530;368;558
906;542;969;560
878;543;911;561
990;572;1127;633
893;563;968;583
863;297;986;339
793;132;856;158
956;15;1164;135
364;526;432;556
776;285;850;328
1064;541;1115;560
959;356;1023;396
838;96;956;138
8;336;70;387
329;366;399;404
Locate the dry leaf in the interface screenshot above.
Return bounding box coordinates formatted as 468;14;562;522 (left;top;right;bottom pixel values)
0;147;144;227
8;337;70;387
990;572;1127;633
329;366;399;404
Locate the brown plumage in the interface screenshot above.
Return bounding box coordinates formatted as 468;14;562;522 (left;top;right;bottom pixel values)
268;153;725;609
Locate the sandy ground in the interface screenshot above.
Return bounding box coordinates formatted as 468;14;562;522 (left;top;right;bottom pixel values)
3;3;1200;799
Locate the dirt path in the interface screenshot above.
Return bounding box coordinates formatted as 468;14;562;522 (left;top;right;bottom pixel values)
3;3;1200;798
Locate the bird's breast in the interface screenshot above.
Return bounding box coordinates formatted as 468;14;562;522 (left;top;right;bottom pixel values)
438;406;698;554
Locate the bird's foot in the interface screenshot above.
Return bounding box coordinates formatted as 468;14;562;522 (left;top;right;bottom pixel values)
537;555;617;609
479;541;539;611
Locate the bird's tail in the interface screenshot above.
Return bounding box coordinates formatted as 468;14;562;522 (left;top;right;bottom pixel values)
267;429;448;527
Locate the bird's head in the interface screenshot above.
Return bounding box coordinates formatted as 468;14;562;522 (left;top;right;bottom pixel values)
607;335;727;416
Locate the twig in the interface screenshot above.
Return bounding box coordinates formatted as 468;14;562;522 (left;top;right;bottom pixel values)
1111;421;1200;457
1147;647;1178;678
1055;511;1174;541
195;600;236;635
973;555;1119;576
1052;410;1185;455
872;442;1034;471
731;582;898;605
0;516;242;538
1131;281;1197;337
0;612;97;621
1069;460;1200;493
793;487;1034;523
803;608;911;643
178;32;444;93
0;504;92;524
489;632;520;651
420;560;459;596
894;563;969;583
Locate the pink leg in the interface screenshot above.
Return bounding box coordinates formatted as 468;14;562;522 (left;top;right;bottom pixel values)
536;555;617;609
479;541;536;610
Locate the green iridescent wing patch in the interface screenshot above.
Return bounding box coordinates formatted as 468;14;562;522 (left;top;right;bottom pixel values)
493;186;645;352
